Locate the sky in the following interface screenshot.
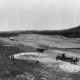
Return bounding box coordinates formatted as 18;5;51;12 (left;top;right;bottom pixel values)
0;0;80;31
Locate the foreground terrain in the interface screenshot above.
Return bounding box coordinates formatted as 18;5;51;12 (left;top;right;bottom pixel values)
0;34;80;80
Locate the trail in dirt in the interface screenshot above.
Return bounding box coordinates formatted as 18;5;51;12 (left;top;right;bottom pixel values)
13;51;80;73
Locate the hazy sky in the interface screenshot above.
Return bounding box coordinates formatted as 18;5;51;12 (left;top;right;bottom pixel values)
0;0;80;31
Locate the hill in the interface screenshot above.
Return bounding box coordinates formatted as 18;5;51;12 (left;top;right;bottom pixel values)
0;25;80;38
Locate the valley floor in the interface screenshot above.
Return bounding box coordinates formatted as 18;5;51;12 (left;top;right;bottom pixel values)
0;34;80;80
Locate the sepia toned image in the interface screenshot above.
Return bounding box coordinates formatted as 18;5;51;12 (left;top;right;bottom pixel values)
0;0;80;80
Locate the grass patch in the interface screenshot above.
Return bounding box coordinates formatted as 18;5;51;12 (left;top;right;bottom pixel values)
0;42;41;79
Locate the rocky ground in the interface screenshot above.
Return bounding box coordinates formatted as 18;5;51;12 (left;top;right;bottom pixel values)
0;34;80;80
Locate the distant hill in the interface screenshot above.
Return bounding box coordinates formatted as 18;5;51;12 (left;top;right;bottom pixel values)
63;26;80;32
0;25;80;38
60;25;80;38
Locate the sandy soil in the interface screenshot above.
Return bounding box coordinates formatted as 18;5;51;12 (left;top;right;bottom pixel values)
13;51;80;73
59;62;80;73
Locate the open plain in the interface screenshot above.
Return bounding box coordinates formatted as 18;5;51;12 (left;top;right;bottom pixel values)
0;34;80;80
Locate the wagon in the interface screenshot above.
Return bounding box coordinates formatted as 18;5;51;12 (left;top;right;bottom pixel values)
56;53;79;64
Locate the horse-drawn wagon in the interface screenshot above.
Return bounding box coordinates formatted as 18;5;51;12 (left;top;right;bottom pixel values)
56;53;79;64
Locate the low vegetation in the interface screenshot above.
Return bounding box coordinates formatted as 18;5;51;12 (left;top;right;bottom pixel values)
0;38;80;80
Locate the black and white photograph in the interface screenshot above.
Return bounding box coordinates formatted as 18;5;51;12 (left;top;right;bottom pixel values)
0;0;80;80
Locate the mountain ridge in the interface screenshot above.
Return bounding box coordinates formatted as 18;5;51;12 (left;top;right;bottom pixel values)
0;25;80;38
